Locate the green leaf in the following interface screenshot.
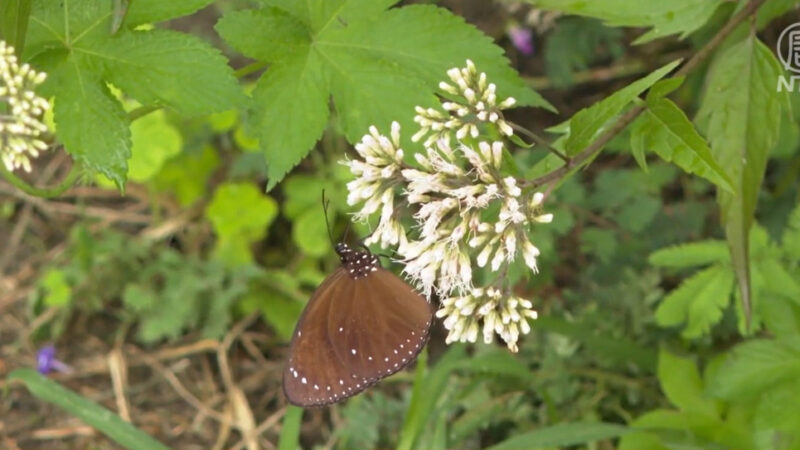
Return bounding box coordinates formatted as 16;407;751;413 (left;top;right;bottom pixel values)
26;2;243;189
782;203;800;260
49;66;131;188
649;240;729;269
153;145;220;207
40;268;72;307
0;0;32;51
125;0;214;27
696;35;788;321
206;182;278;265
488;422;630;450
251;50;330;190
565;60;680;155
282;174;327;219
95;30;245;116
278;407;303;450
125;110;182;182
293;209;330;257
708;337;800;399
452;348;535;382
520;0;721;43
654;265;734;338
632;98;733;192
214;8;310;62
535;316;656;371
218;2;548;189
8;369;169;449
755;381;800;433
657;348;717;416
760;295;800;338
646;77;685;101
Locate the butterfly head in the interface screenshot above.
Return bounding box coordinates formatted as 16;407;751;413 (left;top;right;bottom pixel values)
335;243;380;279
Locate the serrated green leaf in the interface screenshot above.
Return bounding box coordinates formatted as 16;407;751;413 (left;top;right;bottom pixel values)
782;204;800;260
49;66;131;188
761;295;800;338
224;1;548;188
657;348;717;416
696;35;789;321
649;240;729;269
488;422;630;450
708;337;800;399
0;0;32;51
125;0;214;27
634;98;732;191
565;60;680;155
654;265;734;338
94;30;245;116
8;369;169;450
252;50;329;190
520;0;721;43
216;8;310;62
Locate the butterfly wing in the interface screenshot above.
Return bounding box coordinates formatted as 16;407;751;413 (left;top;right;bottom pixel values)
283;267;432;407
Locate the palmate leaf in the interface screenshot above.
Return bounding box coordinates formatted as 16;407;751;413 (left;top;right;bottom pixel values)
518;0;722;43
25;0;244;188
217;0;551;190
695;34;788;321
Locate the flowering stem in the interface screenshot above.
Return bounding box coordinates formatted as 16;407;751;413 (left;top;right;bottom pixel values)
0;162;82;198
525;0;767;188
508;121;569;163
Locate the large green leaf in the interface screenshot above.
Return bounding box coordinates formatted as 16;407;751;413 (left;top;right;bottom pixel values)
519;0;721;43
47;62;131;187
0;0;32;50
25;0;244;189
125;0;214;26
708;337;800;399
695;34;788;321
9;369;169;449
217;1;550;189
565;60;680;155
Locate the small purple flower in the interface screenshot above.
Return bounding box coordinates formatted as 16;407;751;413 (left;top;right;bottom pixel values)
36;345;71;374
508;25;533;56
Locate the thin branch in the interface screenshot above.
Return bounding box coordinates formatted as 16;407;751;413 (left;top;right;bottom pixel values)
509;122;569;162
526;0;767;187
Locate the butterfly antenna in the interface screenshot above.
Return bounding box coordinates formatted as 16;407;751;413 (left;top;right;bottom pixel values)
321;189;336;247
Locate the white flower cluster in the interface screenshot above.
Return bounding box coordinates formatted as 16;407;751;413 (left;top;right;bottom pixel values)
343;61;552;352
412;59;516;147
436;288;538;353
0;41;50;173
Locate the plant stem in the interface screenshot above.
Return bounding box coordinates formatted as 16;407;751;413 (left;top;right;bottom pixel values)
509;122;569;162
0;162;82;198
527;0;767;187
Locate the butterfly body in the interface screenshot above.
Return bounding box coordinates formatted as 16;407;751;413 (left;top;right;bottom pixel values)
283;243;433;407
